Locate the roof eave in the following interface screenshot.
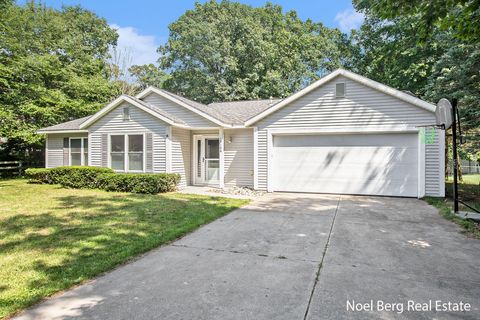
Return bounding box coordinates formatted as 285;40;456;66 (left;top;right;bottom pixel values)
37;129;89;134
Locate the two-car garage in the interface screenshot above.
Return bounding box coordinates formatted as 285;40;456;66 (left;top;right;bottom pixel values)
271;132;420;197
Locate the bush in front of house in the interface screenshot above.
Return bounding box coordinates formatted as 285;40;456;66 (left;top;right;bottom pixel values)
96;173;180;194
24;168;52;183
50;166;114;189
25;166;180;194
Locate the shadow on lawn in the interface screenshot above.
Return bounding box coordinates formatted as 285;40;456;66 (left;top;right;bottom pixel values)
0;192;237;295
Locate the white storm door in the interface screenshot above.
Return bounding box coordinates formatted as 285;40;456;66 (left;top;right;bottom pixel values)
194;136;220;185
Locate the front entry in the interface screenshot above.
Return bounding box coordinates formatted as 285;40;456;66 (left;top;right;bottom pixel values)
193;135;220;185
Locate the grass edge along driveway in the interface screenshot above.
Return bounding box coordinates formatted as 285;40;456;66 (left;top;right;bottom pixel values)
0;179;249;319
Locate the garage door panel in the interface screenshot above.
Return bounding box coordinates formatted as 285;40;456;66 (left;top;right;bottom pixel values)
272;133;418;197
276;147;418;166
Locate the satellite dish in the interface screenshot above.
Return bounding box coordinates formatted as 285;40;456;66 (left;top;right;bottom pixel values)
436;98;453;129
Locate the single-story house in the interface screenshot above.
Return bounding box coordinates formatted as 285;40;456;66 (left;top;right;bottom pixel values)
38;69;445;198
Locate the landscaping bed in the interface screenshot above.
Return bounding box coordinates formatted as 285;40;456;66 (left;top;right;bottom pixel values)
0;179;249;319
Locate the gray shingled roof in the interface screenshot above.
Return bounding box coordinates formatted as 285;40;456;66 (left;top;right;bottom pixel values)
38;116;92;132
208;99;282;124
38;91;283;132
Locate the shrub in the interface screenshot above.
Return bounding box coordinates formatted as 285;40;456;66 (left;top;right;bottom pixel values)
50;166;114;189
24;168;52;183
97;173;180;194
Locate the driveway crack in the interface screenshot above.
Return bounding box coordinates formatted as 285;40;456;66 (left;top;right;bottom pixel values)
303;195;341;320
169;243;320;263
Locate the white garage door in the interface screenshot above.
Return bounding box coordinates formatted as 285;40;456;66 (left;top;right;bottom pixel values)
272;133;418;197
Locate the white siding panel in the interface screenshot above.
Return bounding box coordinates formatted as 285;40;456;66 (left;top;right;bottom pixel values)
172;127;191;188
46;133;88;168
224;129;254;188
255;75;441;196
89;102;167;172
142;93;217;128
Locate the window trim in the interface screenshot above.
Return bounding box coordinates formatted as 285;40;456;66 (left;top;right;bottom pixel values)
69;137;88;166
108;133;146;173
335;82;346;98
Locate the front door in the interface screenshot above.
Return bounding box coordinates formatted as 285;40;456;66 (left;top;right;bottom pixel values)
194;136;220;185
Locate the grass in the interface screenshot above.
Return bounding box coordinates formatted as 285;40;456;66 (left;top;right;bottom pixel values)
446;173;480;185
0;179;249;319
425;173;480;239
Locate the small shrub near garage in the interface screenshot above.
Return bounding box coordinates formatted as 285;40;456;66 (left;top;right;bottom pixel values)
25;166;180;194
97;173;180;194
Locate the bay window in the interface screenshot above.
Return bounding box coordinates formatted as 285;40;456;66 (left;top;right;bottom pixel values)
110;134;144;172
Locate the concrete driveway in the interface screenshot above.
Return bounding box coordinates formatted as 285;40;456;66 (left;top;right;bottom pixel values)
15;194;480;320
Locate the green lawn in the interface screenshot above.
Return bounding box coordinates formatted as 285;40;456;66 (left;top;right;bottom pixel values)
447;173;480;185
0;179;249;319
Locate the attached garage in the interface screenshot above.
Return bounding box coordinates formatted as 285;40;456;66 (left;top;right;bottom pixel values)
271;132;420;197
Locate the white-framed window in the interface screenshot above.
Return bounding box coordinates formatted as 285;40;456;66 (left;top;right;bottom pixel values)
109;133;145;172
335;82;346;98
69;137;88;166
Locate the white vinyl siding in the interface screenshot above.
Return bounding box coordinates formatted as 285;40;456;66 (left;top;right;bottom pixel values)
45;133;88;168
224;129;254;188
89;102;167;172
172;127;191;188
255;75;442;196
142;93;217;128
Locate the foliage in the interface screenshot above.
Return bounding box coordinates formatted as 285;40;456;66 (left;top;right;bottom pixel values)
24;167;52;183
0;178;248;319
128;64;171;90
350;6;480;154
25;166;180;194
50;166;114;188
158;0;351;103
0;1;120;161
96;172;181;194
353;0;480;43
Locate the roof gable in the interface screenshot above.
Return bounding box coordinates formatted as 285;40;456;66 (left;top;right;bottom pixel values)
137;87;228;126
79;95;187;129
244;69;436;126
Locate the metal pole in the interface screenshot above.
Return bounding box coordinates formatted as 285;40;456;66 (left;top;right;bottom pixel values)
451;98;459;213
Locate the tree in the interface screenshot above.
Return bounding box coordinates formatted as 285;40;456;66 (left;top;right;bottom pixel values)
351;2;480;155
158;0;351;103
129;64;170;90
0;1;119;161
353;0;480;43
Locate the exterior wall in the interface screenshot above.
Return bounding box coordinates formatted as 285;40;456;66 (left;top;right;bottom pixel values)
254;75;442;196
224;128;254;188
172;127;191;188
142;93;217;128
88;102;168;172
45;132;88;168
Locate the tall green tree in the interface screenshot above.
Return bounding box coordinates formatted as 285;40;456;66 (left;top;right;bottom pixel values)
351;2;480;155
0;1;119;160
129;64;170;90
159;0;351;103
353;0;480;43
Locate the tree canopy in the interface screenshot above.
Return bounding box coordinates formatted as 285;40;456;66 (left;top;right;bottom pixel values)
353;0;480;43
158;0;352;103
0;0;119;159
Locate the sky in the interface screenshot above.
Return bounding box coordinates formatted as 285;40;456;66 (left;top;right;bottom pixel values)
18;0;364;68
